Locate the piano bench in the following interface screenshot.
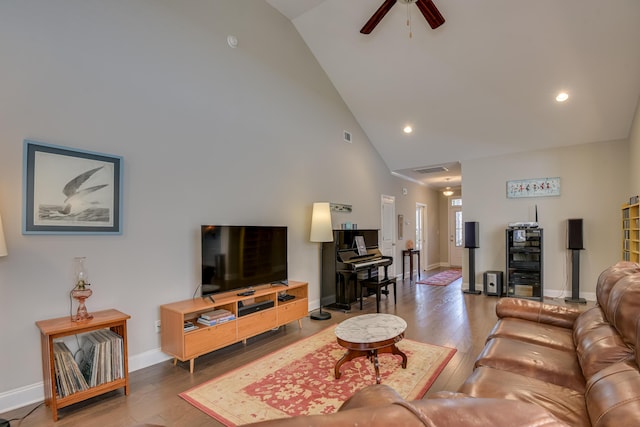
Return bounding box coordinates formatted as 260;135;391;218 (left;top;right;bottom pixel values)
359;277;397;313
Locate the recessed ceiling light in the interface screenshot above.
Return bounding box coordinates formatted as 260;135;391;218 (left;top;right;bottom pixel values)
556;92;569;102
403;126;413;134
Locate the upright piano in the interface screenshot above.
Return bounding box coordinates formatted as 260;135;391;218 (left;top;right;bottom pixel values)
321;229;393;311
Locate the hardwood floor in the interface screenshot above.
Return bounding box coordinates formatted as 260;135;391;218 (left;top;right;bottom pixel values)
2;269;591;426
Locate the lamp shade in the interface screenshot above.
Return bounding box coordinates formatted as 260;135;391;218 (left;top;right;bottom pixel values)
310;202;333;243
0;215;7;257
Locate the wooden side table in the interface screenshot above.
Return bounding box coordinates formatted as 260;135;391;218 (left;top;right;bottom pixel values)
402;249;421;281
36;309;130;421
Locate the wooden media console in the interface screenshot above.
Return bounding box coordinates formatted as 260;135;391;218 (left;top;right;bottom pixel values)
160;281;308;372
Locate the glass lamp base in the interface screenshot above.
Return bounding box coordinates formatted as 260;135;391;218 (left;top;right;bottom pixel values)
71;288;93;322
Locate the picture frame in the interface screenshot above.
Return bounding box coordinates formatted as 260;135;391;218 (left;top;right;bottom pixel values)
506;177;560;199
23;140;123;234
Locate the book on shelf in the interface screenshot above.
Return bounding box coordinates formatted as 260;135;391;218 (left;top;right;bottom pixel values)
77;330;124;388
53;341;89;397
183;321;197;332
197;314;235;326
199;309;233;320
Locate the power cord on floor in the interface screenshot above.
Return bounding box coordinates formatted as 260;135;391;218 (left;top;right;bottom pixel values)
0;402;44;426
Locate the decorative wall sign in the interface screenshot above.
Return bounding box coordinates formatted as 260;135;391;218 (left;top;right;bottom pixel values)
23;140;123;234
506;177;560;199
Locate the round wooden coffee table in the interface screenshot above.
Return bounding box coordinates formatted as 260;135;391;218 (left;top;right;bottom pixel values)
334;313;408;384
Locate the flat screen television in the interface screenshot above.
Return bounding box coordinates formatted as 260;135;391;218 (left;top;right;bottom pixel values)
201;225;288;297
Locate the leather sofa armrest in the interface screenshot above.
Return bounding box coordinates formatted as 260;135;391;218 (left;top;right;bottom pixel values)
243;394;570;426
495;297;581;329
339;384;405;411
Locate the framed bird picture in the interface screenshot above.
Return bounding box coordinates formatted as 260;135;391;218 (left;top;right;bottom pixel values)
23;140;123;234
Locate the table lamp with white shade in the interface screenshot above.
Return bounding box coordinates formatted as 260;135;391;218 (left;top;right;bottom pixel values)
309;202;333;321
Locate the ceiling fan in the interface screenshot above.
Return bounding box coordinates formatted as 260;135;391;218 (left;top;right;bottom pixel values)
360;0;445;34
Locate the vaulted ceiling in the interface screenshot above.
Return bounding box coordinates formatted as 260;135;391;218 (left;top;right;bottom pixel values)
266;0;640;189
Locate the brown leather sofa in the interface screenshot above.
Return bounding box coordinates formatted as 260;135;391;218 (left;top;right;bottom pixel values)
247;261;640;426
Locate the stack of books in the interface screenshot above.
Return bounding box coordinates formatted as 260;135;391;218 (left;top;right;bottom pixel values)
197;309;235;326
53;342;89;397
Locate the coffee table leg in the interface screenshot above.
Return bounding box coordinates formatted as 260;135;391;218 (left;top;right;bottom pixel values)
335;349;367;379
335;352;349;379
391;344;408;369
371;350;381;384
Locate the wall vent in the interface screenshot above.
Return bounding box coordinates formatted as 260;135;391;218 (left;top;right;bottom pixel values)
343;130;352;143
414;166;449;174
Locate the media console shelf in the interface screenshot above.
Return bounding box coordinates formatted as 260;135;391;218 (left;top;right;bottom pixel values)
160;281;308;373
35;309;130;421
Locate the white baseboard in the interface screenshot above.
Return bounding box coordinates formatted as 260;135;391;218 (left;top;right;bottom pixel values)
460;282;595;302
0;349;172;414
128;348;173;372
0;382;43;415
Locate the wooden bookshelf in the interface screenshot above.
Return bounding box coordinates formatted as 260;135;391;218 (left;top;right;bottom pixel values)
35;309;130;421
622;202;640;262
161;281;308;373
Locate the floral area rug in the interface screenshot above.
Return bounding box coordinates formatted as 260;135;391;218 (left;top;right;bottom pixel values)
417;269;462;286
180;325;456;426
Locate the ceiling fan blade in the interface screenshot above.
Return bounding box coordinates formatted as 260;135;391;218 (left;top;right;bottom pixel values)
360;0;397;34
416;0;445;29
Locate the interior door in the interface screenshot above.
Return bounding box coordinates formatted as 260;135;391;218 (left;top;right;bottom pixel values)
380;195;396;277
449;201;463;267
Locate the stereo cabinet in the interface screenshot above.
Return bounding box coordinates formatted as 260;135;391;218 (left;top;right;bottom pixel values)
506;228;543;301
160;281;308;373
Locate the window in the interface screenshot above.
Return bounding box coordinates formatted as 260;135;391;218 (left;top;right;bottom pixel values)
455;210;463;247
452;198;463;247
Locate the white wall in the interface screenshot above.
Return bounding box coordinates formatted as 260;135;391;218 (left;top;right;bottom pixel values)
0;0;436;410
629;98;640;196
462;140;628;299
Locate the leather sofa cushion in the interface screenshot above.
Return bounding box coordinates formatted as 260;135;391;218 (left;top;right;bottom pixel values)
573;307;633;379
495;297;580;329
585;361;640;427
474;337;585;392
459;366;589;427
488;317;575;352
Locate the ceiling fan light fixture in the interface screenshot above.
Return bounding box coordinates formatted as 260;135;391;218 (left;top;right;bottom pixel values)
360;0;445;34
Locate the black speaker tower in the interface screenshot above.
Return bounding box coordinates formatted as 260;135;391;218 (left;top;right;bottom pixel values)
565;219;586;304
464;222;481;295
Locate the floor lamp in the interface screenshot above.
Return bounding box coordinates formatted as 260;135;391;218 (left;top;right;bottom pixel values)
0;215;7;258
310;202;333;321
0;217;6;427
